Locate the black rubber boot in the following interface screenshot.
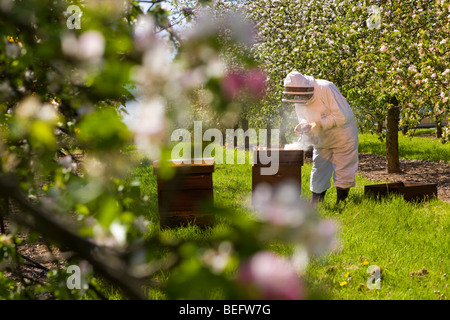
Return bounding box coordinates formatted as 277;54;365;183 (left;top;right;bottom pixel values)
336;187;350;204
311;190;327;204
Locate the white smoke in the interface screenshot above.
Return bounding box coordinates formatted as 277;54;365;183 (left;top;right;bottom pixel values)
282;100;320;151
284;133;317;151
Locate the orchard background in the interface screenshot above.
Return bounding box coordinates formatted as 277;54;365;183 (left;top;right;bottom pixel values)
0;0;448;300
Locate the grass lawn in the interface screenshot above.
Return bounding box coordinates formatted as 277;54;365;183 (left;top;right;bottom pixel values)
359;129;450;163
301;166;450;300
129;142;450;300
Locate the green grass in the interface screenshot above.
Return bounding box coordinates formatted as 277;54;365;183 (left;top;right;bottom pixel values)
124;139;449;300
217;156;449;300
359;130;450;163
303;168;450;300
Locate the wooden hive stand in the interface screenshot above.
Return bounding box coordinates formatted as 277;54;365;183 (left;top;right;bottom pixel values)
153;158;215;228
364;182;438;202
252;148;304;199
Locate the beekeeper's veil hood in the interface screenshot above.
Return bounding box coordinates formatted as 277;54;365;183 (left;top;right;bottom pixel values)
283;70;316;106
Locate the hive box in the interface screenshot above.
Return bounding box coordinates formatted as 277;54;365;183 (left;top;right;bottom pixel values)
153;158;215;228
252;148;304;193
364;182;438;202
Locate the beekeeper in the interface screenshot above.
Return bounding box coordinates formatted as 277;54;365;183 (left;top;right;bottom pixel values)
283;70;359;204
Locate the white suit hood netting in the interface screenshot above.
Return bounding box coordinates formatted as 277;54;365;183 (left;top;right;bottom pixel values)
284;70;315;87
284;71;316;106
284;70;359;193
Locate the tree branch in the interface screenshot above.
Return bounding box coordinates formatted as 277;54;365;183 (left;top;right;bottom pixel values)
0;174;147;300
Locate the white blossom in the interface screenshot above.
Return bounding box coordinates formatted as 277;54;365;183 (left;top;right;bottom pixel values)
408;65;417;73
61;30;105;62
77;31;105;62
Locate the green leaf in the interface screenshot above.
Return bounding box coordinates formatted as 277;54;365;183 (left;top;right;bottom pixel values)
77;108;131;150
29;120;56;149
97;196;120;228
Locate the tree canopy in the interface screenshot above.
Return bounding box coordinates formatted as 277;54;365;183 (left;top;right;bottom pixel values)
243;0;449;144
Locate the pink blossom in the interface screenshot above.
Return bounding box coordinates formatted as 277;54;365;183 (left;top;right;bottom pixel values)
221;68;266;101
221;71;245;101
245;68;266;99
237;251;305;300
134;15;157;51
310;220;339;255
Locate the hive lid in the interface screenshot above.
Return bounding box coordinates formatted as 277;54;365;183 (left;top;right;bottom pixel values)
153;158;215;173
153;157;214;166
253;148;303;166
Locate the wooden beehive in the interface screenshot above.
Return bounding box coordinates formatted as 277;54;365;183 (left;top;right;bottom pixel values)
364;182;438;202
153;158;215;228
252;148;304;192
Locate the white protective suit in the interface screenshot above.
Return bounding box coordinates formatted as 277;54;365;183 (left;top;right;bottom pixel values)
284;70;359;194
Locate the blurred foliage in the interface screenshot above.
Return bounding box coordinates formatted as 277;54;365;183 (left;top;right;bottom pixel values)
0;0;337;300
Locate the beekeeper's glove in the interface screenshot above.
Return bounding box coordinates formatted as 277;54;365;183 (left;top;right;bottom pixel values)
294;122;319;135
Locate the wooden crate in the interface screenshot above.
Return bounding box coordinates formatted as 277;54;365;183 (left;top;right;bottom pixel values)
252;148;304;192
364;182;438;202
153;158;215;228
